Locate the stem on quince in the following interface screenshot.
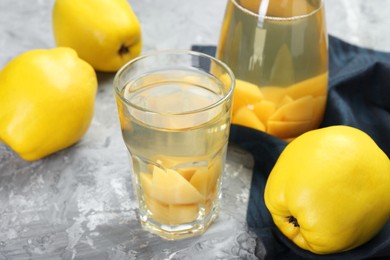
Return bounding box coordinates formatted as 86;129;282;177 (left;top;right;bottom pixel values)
118;44;129;56
288;216;300;227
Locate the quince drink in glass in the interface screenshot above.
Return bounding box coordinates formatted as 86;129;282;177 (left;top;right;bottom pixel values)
217;0;328;141
114;51;234;240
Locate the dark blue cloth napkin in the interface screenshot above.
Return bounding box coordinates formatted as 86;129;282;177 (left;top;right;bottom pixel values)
193;35;390;259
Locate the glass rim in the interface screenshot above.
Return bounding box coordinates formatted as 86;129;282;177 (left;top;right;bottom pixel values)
231;0;324;21
113;50;235;116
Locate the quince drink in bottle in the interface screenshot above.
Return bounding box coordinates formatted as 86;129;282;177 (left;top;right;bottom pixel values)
217;0;328;140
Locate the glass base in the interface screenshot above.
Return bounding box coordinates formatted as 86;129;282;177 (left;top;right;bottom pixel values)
139;204;220;240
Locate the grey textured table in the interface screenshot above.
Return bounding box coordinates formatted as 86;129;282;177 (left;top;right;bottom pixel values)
1;0;389;259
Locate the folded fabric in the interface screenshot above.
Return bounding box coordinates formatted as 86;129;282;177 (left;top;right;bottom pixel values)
192;35;390;259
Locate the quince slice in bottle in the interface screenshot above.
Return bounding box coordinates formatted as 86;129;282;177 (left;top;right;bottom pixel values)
232;106;265;131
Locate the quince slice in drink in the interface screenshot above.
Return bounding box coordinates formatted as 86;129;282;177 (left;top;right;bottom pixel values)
269;95;314;122
278;95;294;107
152;155;205;181
285;72;328;99
144;195;199;225
169;204;199;225
143;194;169;222
175;167;198;182
189;168;211;198
232;79;263;114
268;120;312;140
190;160;222;199
232;106;265;131
151;166;204;204
253;100;276;125
261;86;287;105
140;172;153;197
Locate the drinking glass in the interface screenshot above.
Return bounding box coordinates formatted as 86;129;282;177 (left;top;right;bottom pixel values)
217;0;328;141
113;51;235;240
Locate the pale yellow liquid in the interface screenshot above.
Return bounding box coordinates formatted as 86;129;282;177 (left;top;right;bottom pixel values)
216;0;328;139
119;69;231;239
217;0;328;86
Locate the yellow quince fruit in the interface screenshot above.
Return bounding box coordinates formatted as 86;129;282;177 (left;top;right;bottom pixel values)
0;48;97;161
264;125;390;254
52;0;142;72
